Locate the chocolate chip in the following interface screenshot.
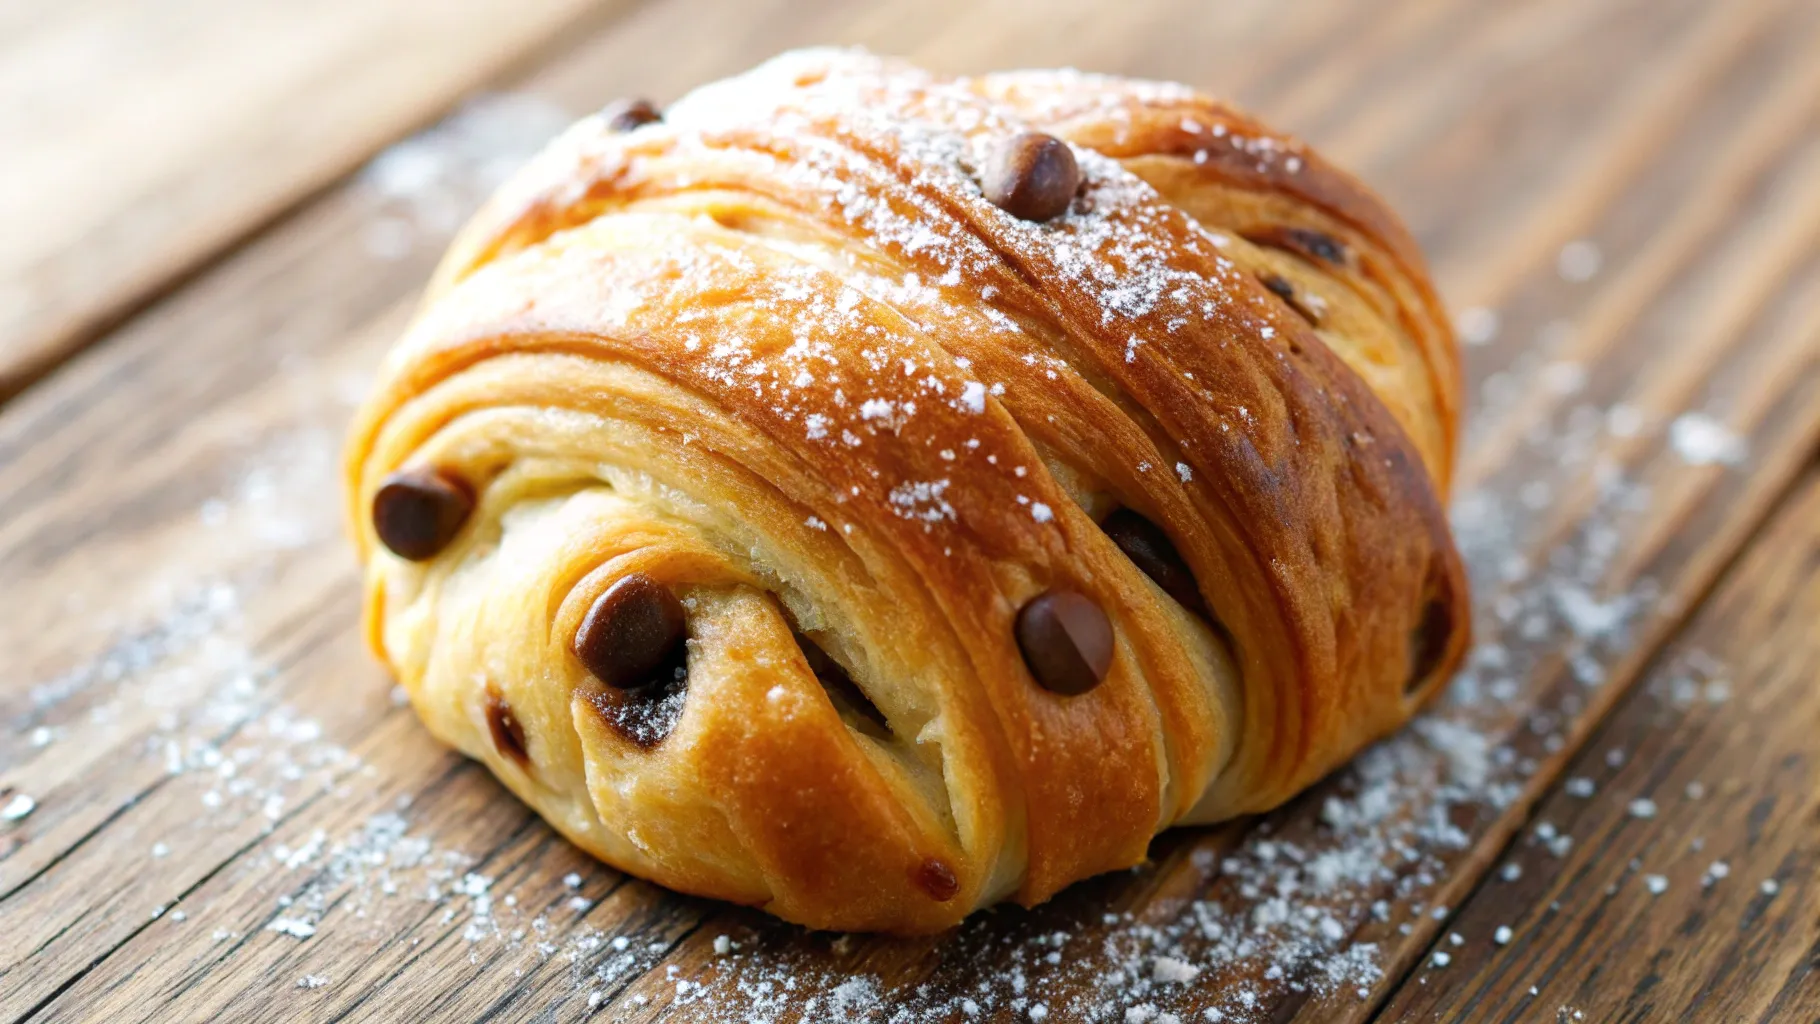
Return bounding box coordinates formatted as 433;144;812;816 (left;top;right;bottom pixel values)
573;573;688;690
796;633;889;736
1241;225;1349;266
581;665;688;748
1407;595;1453;695
912;857;960;901
982;132;1081;222
372;467;473;561
1258;272;1319;325
1015;589;1114;696
1286;227;1347;264
1101;510;1210;620
485;684;529;768
602;97;661;132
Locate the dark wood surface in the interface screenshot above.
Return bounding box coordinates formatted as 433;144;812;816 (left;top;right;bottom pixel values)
1;0;1817;1020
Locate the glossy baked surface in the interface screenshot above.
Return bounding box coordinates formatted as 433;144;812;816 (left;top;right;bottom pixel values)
345;48;1466;933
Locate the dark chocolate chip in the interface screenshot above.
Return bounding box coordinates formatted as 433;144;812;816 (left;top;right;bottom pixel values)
1406;594;1453;695
1241;225;1350;266
1101;509;1210;620
581;661;688;749
485;683;529;768
602;97;662;132
372;467;473;561
1286;227;1347;264
1015;589;1114;696
797;633;890;736
982;132;1081;222
912;857;960;901
1258;272;1319;325
573;573;688;690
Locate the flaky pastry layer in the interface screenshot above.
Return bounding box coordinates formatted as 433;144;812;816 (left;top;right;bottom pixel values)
346;49;1468;933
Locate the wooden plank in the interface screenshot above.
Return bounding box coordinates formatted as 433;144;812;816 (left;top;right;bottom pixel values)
1;0;1817;1020
0;0;627;402
1377;463;1820;1021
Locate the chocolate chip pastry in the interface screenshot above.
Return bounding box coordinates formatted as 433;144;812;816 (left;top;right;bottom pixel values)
345;48;1468;934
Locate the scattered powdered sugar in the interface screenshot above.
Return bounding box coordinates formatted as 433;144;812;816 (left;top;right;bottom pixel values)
267;917;318;940
1;793;36;821
1455;306;1500;347
1151;956;1201;984
359;92;572;259
1555;240;1603;283
591;667;690;747
887;478;957;525
1669;412;1747;466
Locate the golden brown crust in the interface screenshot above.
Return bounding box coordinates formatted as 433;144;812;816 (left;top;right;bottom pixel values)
345;48;1468;933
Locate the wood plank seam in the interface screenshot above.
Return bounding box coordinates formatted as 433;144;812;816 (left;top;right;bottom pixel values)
1374;461;1820;1018
1366;457;1820;1020
1;579;356;904
0;0;663;410
16;787;328;1024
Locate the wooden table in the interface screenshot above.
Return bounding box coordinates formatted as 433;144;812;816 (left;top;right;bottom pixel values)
2;0;1816;1020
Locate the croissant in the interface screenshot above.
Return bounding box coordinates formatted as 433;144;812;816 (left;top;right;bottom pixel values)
345;48;1468;934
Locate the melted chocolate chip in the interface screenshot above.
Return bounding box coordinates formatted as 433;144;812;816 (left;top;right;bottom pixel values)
602;97;661;132
1407;595;1454;695
912;857;960;901
1258;272;1320;325
573;573;688;690
581;660;688;749
982;132;1081;222
1015;589;1114;696
1241;224;1350;266
1286;227;1347;264
372;467;473;561
796;633;890;737
1101;509;1209;620
485;684;529;768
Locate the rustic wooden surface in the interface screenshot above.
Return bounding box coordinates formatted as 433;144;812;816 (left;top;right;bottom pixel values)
1;0;1817;1021
0;0;624;400
1380;464;1820;1021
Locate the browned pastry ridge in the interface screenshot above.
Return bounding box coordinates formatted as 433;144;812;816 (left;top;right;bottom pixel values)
344;48;1469;934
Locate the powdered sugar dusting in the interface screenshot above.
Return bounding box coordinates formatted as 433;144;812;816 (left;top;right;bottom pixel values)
359;92;572;259
1669;412;1747;466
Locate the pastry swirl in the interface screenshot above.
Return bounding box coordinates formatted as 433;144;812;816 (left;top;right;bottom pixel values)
345;48;1467;933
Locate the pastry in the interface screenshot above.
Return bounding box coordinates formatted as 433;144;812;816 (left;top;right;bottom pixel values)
344;48;1468;934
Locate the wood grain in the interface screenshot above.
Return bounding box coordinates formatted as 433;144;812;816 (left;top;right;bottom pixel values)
1379;463;1820;1022
0;0;1816;1020
0;0;624;402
